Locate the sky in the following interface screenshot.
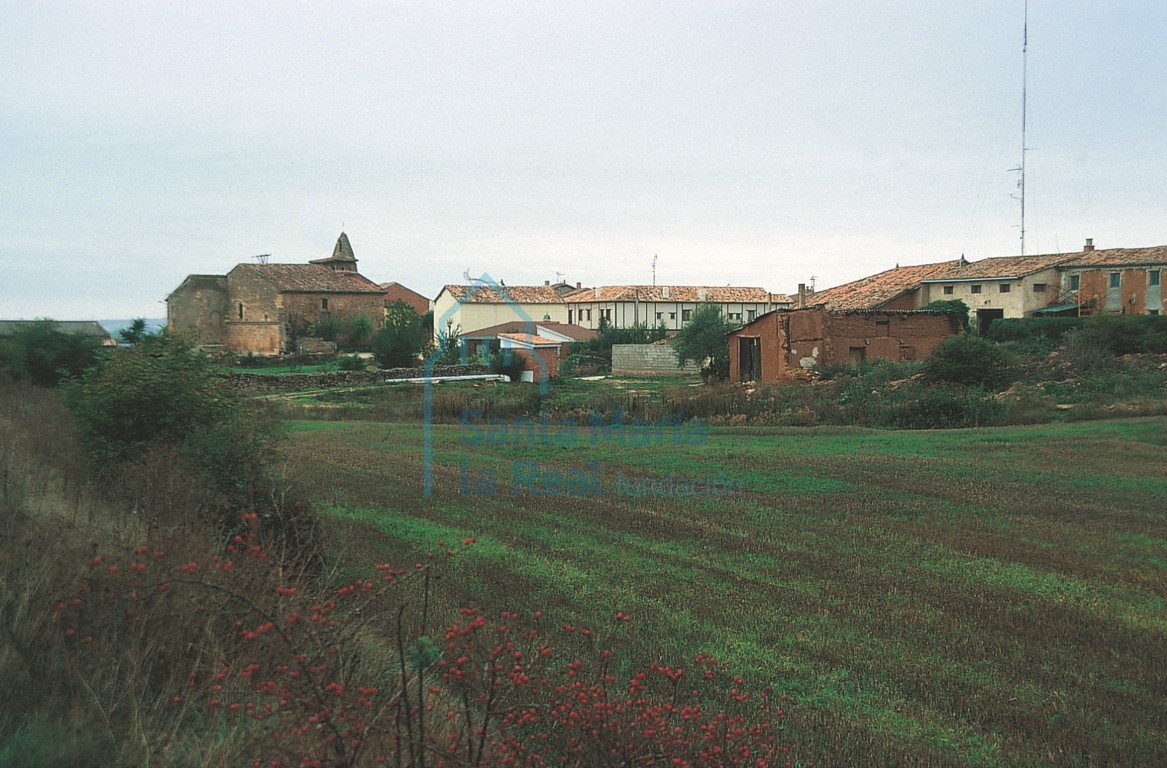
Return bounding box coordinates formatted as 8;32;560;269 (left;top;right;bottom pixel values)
3;1;1165;320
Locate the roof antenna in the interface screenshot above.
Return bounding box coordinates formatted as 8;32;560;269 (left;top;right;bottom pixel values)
652;254;658;286
253;253;270;264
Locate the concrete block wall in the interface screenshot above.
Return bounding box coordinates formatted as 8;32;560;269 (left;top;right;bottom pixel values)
611;344;698;375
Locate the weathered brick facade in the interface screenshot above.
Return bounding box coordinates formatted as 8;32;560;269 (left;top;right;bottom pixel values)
728;308;954;383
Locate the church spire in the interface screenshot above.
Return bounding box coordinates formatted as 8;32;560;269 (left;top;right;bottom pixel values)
311;232;359;272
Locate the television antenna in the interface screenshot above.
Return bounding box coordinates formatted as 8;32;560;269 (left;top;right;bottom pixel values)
652;254;658;286
253;254;270;264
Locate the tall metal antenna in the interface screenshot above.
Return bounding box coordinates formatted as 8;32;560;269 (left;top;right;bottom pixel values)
652;254;658;286
1010;0;1029;256
253;253;270;264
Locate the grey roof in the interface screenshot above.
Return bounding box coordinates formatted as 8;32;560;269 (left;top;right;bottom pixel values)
0;320;111;338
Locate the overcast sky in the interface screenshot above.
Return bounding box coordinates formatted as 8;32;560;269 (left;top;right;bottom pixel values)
3;1;1165;319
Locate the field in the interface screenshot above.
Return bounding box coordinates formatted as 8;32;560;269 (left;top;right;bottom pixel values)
282;412;1167;768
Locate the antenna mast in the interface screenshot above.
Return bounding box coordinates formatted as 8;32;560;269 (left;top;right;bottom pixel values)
1015;0;1029;256
652;254;658;286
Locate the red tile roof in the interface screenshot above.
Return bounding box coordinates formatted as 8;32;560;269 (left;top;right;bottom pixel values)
563;285;771;303
463;320;597;341
232;264;385;293
809;260;959;310
498;332;563;346
442;284;566;303
1060;245;1167;267
921;252;1078;281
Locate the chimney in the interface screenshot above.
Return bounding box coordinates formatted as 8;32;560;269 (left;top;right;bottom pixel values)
576;281;581;290
1084;238;1094;253
662;286;670;299
545;280;550;286
797;283;807;308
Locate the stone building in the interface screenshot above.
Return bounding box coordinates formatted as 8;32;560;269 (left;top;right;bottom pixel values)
167;233;387;355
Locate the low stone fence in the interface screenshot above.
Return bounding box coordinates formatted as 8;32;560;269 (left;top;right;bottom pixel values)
223;365;490;393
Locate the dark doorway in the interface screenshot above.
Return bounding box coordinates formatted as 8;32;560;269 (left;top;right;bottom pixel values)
738;337;761;382
848;346;866;366
976;308;1004;336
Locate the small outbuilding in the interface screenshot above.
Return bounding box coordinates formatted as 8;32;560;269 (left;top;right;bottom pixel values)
727;308;955;383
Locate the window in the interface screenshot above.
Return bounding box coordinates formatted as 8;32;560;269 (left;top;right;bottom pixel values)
669;312;676;320
746;309;756;321
728;312;742;321
238;303;244;320
1032;283;1046;294
655;312;662;322
999;284;1011;294
603;309;611;321
1149;310;1160;316
971;285;982;294
682;309;692;322
875;319;890;337
567;310;573;324
943;285;954;295
1069;274;1080;291
1150;270;1161;287
321;298;329;310
585;309;592;322
1109;272;1121;288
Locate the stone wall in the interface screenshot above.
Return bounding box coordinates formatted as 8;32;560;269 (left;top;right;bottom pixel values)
168;275;228;344
223;364;490;393
611;344;698;375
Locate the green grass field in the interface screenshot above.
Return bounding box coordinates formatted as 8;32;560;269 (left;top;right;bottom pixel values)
283;415;1167;768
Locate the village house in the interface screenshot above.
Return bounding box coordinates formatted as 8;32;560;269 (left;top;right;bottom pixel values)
167;233;387;356
380;281;431;316
0;320;116;347
460;320;596;361
564;285;787;331
806;240;1167;335
432;283;570;343
916;252;1078;334
727;307;954;384
1055;241;1166;316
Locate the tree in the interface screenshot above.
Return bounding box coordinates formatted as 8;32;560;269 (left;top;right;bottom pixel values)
671;304;733;381
371;301;428;368
921;333;1018;391
1;320;104;386
346;314;374;350
117;318;151;346
63;334;278;513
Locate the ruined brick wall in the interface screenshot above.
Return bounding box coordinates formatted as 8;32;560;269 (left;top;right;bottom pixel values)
821;311;951;365
729;309;954;383
167;275;228;344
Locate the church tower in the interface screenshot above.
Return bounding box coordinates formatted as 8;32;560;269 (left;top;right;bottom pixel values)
310;232;359;273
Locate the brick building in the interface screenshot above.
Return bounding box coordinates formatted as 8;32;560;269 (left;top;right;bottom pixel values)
167;233;387;355
727;308;954;383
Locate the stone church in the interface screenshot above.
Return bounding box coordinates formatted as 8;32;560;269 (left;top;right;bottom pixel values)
167;233;388;355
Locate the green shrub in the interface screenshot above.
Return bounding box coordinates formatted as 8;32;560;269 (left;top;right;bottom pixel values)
336;353;366;371
1066;314;1167;355
63;334;279;518
884;382;1001;429
922;334;1019;391
987;317;1087;343
488;349;527;382
0;321;105;387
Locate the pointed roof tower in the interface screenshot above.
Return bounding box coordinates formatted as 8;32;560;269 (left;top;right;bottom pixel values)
311;232;359;272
